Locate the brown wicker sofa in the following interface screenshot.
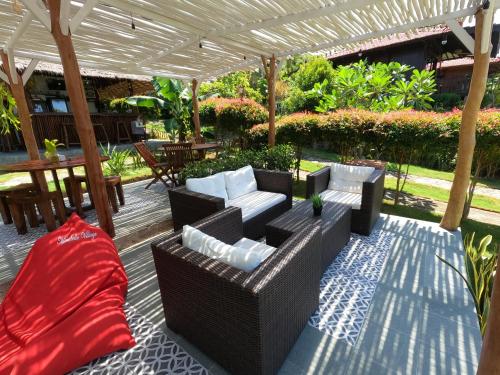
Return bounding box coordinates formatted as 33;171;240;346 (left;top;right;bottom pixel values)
151;207;322;375
306;166;385;235
168;168;293;239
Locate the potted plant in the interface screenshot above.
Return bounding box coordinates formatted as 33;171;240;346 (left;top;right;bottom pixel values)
43;139;64;163
311;193;323;216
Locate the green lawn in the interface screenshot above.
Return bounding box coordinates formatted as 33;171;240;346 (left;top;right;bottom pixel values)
385;176;500;214
302;148;340;162
299;160;325;173
386;162;500;190
0;166;152;193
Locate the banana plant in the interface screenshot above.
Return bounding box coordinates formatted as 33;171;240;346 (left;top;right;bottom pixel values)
0;83;19;134
436;233;498;336
126;77;192;140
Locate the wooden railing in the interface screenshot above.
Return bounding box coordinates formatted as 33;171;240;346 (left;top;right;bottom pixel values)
31;113;139;147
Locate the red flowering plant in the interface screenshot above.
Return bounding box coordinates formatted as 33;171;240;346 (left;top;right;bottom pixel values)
246;109;500;205
200;98;268;147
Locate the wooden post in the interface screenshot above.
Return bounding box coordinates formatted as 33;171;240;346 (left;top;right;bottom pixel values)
440;9;491;231
262;54;276;147
192;78;202;143
46;0;114;236
0;51;48;192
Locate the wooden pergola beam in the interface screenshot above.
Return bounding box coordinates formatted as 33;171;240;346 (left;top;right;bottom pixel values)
45;0;114;236
191;78;202;143
445;20;475;54
262;54;276;147
21;58;39;86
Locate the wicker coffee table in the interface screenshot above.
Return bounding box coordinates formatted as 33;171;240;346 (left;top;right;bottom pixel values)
266;200;352;272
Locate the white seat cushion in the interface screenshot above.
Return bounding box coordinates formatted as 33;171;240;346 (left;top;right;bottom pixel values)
228;190;286;222
328;163;375;194
224;165;258;200
186;172;228;206
233;237;276;263
182;225;267;272
320;189;362;210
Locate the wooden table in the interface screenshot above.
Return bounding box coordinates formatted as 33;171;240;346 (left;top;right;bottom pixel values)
0;156;109;216
265;201;352;273
191;142;221;152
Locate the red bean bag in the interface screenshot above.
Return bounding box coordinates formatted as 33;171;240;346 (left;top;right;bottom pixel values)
0;213;135;375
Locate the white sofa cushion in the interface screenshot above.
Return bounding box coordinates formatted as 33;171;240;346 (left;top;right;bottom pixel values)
228;190;286;222
233;237;276;262
320;189;362;210
182;225;268;272
328;163;375;194
224;165;258;200
186;172;228;206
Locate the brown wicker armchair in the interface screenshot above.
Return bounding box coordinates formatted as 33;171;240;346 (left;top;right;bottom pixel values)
151;207;322;375
306;166;385;235
168;168;293;239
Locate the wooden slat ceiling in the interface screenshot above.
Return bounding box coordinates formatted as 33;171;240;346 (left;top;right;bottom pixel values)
0;0;487;81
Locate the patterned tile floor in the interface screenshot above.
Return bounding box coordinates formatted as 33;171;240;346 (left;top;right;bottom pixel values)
309;228;395;344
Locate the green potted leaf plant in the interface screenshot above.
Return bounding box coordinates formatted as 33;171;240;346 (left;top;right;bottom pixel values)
43;139;64;163
311;193;323;216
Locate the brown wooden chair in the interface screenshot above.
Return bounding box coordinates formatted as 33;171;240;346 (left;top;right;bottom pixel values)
134;142;172;189
62;121;80;148
162;142;193;186
93;123;109;144
0;183;36;225
105;176;125;213
6;191;66;234
115;121;132;143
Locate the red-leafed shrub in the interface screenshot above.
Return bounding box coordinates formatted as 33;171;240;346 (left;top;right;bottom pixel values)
247;109;500;174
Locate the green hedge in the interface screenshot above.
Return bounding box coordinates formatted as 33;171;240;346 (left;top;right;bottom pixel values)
246;109;500;173
199;98;268;136
178;144;295;184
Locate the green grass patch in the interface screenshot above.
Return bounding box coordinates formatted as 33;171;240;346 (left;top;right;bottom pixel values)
293;180;306;200
302;148;340;162
299;160;325;173
385;176;500;214
383;162;500;190
386;163;455;182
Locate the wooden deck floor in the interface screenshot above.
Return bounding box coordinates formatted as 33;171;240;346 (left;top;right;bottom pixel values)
0;179;171;285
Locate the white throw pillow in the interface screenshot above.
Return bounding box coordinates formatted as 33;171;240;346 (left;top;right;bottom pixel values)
224;165;258;200
328;163;375;194
182;225;206;253
182;226;263;272
186;172;228;206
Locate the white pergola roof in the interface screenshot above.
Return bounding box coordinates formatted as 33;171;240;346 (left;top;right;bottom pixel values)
0;0;498;82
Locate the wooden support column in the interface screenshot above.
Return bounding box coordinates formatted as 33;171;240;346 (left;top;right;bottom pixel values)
262;54;276;147
0;51;48;191
440;9;491;231
191;78;202;143
46;0;114;236
1;52;40;161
